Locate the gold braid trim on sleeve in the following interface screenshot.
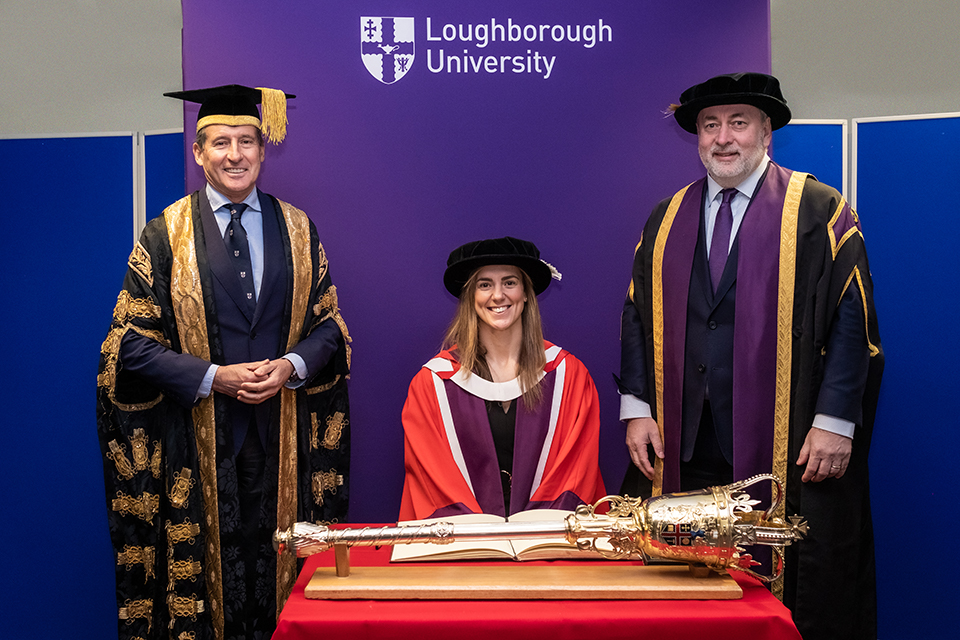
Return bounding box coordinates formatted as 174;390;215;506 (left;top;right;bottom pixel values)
113;290;162;325
311;252;353;371
128;242;154;287
99;291;167;411
306;374;342;395
312;283;352;370
313;285;339;320
827;198;865;260
854;268;881;357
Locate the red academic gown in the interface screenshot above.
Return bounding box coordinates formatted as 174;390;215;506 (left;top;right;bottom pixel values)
399;342;605;520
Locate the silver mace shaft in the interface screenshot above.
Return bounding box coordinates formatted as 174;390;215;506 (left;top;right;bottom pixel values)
275;475;809;583
275;518;573;558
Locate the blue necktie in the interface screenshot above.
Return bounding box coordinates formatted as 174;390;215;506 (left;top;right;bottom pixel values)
224;203;256;312
709;188;736;293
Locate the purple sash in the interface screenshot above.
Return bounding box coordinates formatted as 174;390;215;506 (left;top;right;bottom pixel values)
657;163;796;490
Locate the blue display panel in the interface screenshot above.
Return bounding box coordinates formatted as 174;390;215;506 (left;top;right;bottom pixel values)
0;134;134;638
855;114;960;640
145;130;186;220
773;121;845;195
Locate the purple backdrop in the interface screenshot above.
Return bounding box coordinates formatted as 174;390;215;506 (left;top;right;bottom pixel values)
181;0;771;522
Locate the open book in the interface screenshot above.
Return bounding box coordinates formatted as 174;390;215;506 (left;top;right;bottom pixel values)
390;509;589;562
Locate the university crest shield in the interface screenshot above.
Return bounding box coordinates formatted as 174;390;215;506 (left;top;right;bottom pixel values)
360;17;415;84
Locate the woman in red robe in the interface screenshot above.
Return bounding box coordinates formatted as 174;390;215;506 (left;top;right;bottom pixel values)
399;237;605;520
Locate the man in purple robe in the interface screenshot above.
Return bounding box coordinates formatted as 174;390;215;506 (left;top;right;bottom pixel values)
617;73;882;640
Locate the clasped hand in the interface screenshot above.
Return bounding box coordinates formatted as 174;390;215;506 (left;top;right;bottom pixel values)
212;358;294;404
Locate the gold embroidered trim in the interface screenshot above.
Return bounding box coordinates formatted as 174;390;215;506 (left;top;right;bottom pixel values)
836;225;860;256
331;311;352;372
99;328;167;413
167;594;205;620
150;441;162;479
168;557;202;588
313;285;338;318
854;268;881;357
169;468;195;509
117;545;156;580
129;242;154;287
277;199;312;612
108;392;164;414
130;428;149;471
306;374;341;395
312;469;344;506
178;633;197;640
316;240;328;285
164;194;224;639
312;283;352;369
312;411;347;450
119;599;153;632
107;440;136;480
98;329;123;392
126;325;169;346
166;519;201;546
650;184;691;496
101;326;123;357
827;198;865;260
771;172;806;604
827;198;844;259
113;290;161;325
112;491;159;523
311;240;353;371
99;327;165;406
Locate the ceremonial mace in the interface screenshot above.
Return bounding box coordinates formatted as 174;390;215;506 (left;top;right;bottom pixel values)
275;474;807;582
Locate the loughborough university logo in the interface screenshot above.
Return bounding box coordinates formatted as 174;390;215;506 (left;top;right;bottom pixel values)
361;17;415;84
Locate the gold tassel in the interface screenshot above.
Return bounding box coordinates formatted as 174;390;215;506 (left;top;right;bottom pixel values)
257;87;288;144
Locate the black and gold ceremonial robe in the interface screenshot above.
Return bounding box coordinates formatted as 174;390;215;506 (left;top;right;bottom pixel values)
621;162;883;640
97;191;351;640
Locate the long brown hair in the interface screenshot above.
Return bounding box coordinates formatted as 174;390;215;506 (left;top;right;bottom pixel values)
442;267;547;408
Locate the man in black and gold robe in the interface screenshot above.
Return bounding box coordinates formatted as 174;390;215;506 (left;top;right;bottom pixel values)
618;73;882;640
97;85;351;640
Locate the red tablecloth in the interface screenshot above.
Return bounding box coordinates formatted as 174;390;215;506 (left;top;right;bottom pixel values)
274;535;801;640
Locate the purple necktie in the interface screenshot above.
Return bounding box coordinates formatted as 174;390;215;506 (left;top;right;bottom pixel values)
709;188;736;293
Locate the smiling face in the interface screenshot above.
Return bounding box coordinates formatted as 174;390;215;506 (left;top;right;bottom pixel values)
193;124;264;202
473;265;528;335
696;103;771;188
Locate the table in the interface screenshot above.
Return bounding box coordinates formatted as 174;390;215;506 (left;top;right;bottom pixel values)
274;539;802;640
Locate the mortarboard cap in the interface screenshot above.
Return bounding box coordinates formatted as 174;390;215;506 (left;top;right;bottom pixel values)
670;72;791;134
443;236;561;297
164;84;295;144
